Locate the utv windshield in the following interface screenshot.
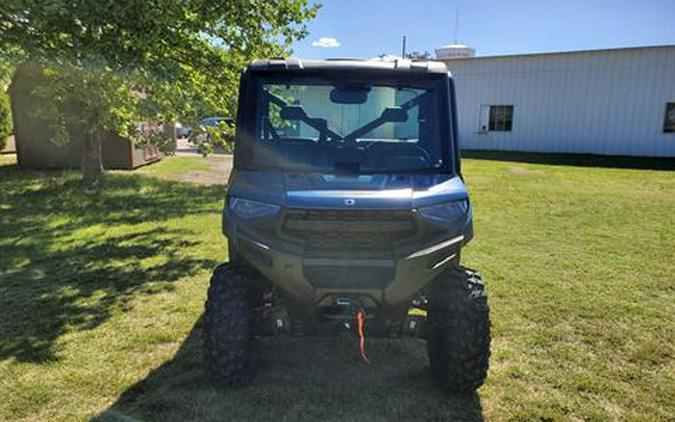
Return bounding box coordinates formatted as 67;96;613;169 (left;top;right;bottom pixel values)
243;75;449;173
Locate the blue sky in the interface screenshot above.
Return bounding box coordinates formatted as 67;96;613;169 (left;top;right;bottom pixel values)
292;0;675;59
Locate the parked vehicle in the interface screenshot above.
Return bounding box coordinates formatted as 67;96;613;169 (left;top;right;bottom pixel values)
175;122;192;139
203;58;490;392
200;117;228;127
191;116;234;144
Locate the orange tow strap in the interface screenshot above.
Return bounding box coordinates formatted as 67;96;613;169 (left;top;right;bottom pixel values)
355;310;370;364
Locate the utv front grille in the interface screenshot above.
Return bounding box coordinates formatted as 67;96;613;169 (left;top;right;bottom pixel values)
303;264;395;289
282;210;416;258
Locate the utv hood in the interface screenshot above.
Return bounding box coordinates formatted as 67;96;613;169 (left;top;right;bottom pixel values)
228;171;469;210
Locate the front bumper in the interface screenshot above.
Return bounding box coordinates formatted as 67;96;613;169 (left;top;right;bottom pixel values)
232;230;465;306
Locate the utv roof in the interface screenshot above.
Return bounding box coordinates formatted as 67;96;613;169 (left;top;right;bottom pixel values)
247;58;449;75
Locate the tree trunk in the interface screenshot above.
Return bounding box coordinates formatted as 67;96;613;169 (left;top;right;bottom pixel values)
81;130;103;186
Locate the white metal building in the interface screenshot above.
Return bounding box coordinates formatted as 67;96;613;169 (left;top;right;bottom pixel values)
436;45;675;157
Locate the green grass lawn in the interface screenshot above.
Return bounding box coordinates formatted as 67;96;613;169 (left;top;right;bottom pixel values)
0;156;673;421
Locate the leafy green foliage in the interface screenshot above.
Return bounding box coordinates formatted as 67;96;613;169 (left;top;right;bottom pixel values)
0;92;11;150
190;120;236;155
0;0;319;179
30;64;140;146
0;46;22;85
0;48;20;151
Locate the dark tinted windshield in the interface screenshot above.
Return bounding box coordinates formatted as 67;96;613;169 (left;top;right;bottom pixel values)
243;75;449;173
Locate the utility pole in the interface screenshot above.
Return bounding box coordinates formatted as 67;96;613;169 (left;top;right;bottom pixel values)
454;6;460;44
402;35;407;58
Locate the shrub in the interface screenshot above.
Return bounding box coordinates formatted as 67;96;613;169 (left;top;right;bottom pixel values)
0;92;11;151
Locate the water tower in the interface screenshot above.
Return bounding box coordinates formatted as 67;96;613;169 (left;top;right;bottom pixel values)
435;8;476;60
435;43;476;60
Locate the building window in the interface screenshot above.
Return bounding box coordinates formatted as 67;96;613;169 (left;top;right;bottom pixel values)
664;103;675;133
489;105;514;131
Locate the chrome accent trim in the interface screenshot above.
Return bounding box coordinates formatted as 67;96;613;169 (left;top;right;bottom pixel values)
406;235;464;259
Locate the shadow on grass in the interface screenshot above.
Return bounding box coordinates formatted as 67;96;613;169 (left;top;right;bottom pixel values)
0;164;221;362
462;149;675;170
96;317;484;422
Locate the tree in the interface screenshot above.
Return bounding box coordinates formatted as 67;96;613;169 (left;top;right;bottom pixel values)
0;1;318;185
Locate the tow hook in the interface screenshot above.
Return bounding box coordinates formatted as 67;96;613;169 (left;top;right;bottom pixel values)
354;309;370;364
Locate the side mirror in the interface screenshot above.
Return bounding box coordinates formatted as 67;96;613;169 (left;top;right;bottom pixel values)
381;107;408;123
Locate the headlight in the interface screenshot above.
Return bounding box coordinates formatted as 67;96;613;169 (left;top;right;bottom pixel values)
229;197;280;219
418;200;469;224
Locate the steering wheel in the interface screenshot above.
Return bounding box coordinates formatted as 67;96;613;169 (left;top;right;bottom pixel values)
365;142;432;166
